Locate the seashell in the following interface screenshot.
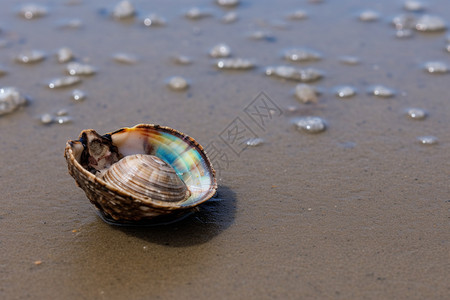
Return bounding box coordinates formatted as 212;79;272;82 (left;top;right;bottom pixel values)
64;124;217;224
101;154;191;202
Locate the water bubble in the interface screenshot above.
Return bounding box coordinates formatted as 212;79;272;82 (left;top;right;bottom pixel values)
266;66;324;82
40;113;53;125
72;89;86;101
404;0;426;12
185;8;212;20
392;14;416;30
55;115;72;124
221;11;238;23
0;87;28;116
248;31;275;42
18;4;48;19
55;109;68;116
112;53;138;64
338;56;360;65
292;116;327;134
143;14;166;27
423;61;449;74
48;76;81;89
15;50;46;64
216;0;240;8
172;55;192;65
209;43;231;58
358;10;380;22
395;29;414;38
415;15;447;32
287;10;308;21
285;105;300;115
245;137;264;147
405;108;427;120
368;85;396;98
266;66;295;80
282;48;322;63
66;62;97;76
216;58;255;70
294;84;318;104
56;47;74;63
417;136;438;145
334;86;357;98
167;76;189;91
298;68;324;82
112;0;135;20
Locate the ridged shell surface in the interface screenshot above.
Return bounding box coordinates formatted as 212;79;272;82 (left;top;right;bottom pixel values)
64;124;217;223
102;154;190;203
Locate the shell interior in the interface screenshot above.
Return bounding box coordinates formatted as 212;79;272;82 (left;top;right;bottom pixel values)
108;125;215;207
67;124;217;210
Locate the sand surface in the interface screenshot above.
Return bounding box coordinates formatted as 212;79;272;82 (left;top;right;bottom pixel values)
1;0;449;299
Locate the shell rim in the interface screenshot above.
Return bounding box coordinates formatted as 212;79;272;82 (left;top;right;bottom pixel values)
65;123;217;210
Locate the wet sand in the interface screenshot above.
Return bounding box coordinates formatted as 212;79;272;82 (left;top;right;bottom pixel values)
1;0;449;299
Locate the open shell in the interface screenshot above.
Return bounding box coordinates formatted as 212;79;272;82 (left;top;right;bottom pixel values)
64;124;217;224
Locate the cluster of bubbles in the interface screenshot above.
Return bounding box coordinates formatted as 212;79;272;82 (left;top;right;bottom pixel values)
158;0;445;143
350;0;447;145
1;0;447;146
0;2;149;125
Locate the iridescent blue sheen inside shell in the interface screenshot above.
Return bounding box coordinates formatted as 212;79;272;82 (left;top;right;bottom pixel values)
109;124;216;207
